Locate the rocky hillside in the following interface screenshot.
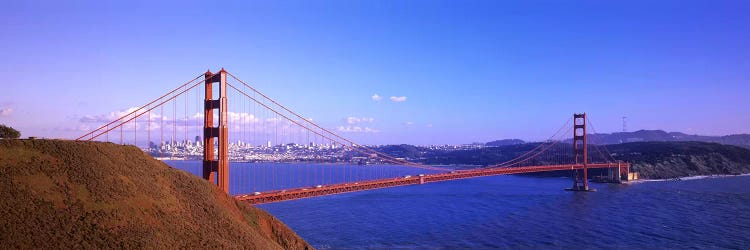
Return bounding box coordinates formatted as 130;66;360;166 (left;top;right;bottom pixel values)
0;139;311;249
606;141;750;179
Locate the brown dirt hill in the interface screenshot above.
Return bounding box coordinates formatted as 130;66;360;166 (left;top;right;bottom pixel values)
0;139;311;249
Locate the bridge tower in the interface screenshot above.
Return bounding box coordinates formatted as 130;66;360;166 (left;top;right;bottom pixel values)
203;69;230;193
569;113;591;191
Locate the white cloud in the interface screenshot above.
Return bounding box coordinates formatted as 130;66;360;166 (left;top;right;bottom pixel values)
404;121;414;126
0;108;12;116
346;116;375;124
338;117;377;133
75;106;330;141
79;107;283;134
77;124;90;132
371;94;383;101
426;123;433;128
390;96;407;102
228;112;259;123
80;107;146;123
53;125;93;132
336;125;379;133
81;107;269;125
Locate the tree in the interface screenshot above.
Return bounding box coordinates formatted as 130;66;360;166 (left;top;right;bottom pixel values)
0;124;20;139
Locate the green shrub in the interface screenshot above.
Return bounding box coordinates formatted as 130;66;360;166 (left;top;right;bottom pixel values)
0;124;20;139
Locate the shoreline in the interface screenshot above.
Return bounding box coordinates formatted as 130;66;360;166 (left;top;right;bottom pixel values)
628;173;750;183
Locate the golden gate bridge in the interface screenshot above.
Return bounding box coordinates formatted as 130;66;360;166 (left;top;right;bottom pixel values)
76;69;631;204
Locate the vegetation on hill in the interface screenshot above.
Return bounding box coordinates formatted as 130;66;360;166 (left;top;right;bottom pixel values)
581;129;750;148
485;139;525;147
376;144;422;159
0;139;311;249
374;141;750;179
0;124;20;139
606;141;750;179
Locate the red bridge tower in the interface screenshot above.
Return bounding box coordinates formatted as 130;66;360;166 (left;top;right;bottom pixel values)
569;113;592;191
203;69;230;193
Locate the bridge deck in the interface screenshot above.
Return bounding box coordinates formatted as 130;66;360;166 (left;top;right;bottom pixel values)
236;163;629;205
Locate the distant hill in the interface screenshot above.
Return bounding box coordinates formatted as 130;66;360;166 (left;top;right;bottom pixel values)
375;141;750;179
0;139;310;249
485;139;525;147
583;130;750;148
376;144;422;159
606;141;750;179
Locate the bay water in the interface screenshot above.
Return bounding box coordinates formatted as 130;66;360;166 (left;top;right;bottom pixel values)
167;161;750;249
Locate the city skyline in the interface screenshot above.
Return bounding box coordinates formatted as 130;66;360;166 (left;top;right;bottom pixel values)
2;1;749;145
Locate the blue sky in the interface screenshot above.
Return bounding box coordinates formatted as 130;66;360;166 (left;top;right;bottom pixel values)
1;1;749;145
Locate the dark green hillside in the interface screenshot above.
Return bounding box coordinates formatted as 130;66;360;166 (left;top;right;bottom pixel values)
375;141;750;179
606;141;750;179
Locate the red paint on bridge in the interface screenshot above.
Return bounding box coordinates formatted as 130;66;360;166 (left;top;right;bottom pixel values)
236;163;630;205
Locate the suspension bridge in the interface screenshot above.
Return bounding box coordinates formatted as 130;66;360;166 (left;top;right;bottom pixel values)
76;69;631;205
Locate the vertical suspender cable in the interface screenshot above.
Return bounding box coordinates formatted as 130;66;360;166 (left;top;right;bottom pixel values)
160;105;164;158
134;112;137;147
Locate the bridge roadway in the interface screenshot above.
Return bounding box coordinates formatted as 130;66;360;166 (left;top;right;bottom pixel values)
236;163;630;205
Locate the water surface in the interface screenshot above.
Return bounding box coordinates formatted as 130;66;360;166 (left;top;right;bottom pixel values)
167;161;750;249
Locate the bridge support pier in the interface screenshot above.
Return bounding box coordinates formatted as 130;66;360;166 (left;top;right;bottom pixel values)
203;69;230;193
